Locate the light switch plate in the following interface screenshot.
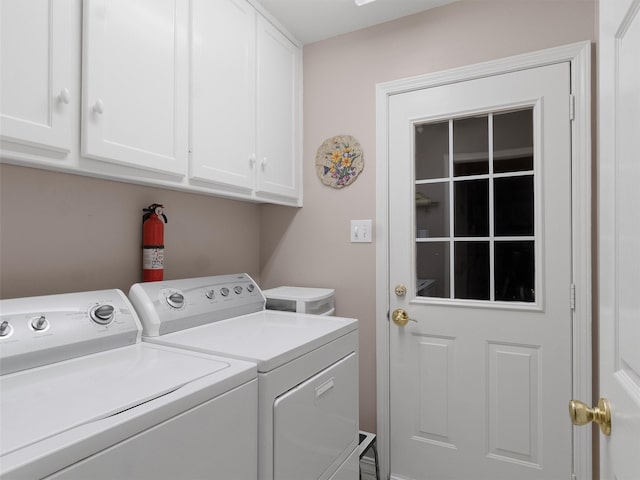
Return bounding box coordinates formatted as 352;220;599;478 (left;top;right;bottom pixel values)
351;219;372;243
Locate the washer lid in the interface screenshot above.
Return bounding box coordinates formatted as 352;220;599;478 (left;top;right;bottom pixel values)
0;343;237;456
149;310;358;372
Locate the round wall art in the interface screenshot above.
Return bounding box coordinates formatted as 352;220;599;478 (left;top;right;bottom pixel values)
315;135;364;189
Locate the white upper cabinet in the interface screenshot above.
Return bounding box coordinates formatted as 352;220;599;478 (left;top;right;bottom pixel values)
82;0;188;176
190;0;256;191
1;0;301;205
190;2;302;204
256;16;301;201
0;0;79;158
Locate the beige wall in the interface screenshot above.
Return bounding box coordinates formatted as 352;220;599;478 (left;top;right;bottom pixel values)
0;164;261;298
260;0;597;433
0;0;596;438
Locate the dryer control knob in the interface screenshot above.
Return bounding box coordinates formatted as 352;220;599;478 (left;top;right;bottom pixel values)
91;305;115;325
0;320;12;337
220;287;230;297
205;289;215;300
247;284;255;293
234;286;243;295
31;315;49;331
166;292;185;309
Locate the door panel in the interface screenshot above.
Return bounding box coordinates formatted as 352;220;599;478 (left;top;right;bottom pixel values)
389;63;572;479
599;0;640;478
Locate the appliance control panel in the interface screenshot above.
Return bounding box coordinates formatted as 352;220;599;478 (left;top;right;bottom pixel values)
0;290;141;375
129;273;265;337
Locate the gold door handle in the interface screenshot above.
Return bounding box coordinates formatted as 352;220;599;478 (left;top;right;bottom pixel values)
391;309;417;326
569;397;611;436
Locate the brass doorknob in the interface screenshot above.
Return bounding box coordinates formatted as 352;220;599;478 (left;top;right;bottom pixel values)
391;309;417;326
569;397;611;436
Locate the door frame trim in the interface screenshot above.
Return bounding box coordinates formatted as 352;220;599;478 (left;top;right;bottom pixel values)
375;41;592;480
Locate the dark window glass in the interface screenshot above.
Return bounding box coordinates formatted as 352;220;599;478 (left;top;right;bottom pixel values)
455;179;489;237
454;242;490;300
494;109;534;173
415;121;449;180
416;242;450;298
494;176;534;236
416;183;448;238
453;116;489;176
495;241;535;302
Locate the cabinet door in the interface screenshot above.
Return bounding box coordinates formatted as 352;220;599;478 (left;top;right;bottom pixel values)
0;0;77;155
190;0;256;191
256;17;301;200
82;0;188;176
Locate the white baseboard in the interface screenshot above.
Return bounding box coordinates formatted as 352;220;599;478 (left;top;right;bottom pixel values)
360;455;378;480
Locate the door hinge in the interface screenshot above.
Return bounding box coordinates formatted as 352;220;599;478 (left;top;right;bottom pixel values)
569;94;575;121
570;283;576;311
571;473;577;480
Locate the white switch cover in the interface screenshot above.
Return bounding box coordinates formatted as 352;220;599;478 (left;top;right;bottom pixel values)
351;219;373;243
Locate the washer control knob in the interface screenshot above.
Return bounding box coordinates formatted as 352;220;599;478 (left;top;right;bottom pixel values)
0;320;12;337
205;289;215;300
234;286;243;295
166;292;185;309
220;287;230;297
91;305;115;325
31;315;48;331
247;284;255;293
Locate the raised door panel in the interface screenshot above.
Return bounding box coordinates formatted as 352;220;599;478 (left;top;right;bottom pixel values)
256;16;300;201
82;0;187;176
189;0;255;190
0;0;77;155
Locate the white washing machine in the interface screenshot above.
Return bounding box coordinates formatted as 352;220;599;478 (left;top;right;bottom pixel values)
0;289;258;480
129;274;360;480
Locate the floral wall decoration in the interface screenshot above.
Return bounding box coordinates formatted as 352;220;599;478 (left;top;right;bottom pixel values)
315;135;364;188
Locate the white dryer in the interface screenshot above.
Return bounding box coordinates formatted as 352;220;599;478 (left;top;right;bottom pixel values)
0;289;257;480
129;274;360;480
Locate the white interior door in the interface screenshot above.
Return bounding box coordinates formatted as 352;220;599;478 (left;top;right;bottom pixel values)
388;63;573;479
598;0;640;478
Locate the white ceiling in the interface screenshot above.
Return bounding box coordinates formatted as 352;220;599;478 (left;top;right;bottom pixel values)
256;0;457;45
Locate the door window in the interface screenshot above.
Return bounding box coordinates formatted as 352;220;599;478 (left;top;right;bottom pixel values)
414;108;535;302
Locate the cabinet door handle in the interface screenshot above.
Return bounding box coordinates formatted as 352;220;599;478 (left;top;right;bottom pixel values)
58;88;70;105
261;157;268;169
249;154;256;167
93;99;105;114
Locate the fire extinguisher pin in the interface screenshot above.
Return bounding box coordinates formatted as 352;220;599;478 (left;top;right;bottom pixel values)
142;204;168;224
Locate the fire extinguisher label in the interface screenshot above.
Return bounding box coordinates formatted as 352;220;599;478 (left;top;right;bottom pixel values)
143;248;164;270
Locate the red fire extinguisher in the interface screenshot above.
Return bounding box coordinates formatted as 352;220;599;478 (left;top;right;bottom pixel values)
142;203;168;282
